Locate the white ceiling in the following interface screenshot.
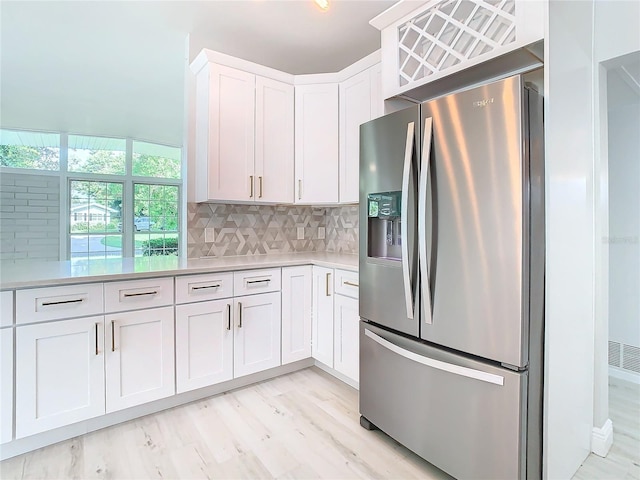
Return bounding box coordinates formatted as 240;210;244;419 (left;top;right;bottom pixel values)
0;0;396;146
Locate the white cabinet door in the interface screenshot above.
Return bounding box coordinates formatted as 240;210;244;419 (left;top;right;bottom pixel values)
201;63;256;202
370;63;384;121
339;69;372;204
105;306;174;412
312;266;334;367
15;317;105;438
294;83;339;204
281;266;312;365
334;294;360;383
175;300;234;393
1;328;13;443
234;292;281;377
256;76;294;203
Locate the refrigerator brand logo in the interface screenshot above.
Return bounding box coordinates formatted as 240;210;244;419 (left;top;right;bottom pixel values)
473;98;495;108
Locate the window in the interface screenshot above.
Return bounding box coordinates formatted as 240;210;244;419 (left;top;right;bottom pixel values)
0;128;182;262
0;129;60;170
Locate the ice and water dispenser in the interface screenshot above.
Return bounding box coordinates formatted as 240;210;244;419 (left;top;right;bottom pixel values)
367;191;402;261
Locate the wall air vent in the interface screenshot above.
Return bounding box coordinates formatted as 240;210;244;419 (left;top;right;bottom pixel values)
608;340;621;367
622;344;640;374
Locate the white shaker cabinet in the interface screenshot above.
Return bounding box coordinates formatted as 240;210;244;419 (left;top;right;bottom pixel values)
15;316;105;438
294;83;339;204
192;59;294;204
234;292;281;378
333;269;359;383
175;299;234;393
281;266;312;365
105;306;175;412
339;64;383;204
255;76;295;203
311;266;335;367
1;328;13;443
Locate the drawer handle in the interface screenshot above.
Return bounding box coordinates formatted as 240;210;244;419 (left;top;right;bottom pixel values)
246;278;270;285
41;298;84;307
343;281;359;288
190;283;221;291
122;290;158;298
227;304;231;331
238;302;243;328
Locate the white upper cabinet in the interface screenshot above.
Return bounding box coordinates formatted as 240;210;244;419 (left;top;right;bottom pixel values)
294;83;339;204
339;64;382;204
255;77;295;203
192;56;295;204
195;63;255;203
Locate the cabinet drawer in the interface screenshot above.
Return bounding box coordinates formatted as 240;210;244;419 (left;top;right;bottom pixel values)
334;269;359;299
104;277;174;313
175;272;234;304
234;268;281;296
1;291;13;327
16;284;104;324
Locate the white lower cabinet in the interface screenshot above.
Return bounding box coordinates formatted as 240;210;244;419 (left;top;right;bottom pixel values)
333;294;360;383
281;266;312;365
234;292;281;377
15;316;105;438
175;299;234;393
105;306;175;412
311;266;335;367
1;328;14;443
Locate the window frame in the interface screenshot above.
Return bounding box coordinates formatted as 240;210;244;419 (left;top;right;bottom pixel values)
0;128;184;261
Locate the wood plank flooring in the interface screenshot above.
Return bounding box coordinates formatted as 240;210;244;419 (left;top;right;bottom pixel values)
0;367;453;480
1;368;637;479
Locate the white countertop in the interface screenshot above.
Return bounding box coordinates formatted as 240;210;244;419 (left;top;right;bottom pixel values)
0;253;358;289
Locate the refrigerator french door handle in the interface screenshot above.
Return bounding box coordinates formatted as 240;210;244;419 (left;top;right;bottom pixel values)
419;117;434;325
401;121;415;320
364;329;504;386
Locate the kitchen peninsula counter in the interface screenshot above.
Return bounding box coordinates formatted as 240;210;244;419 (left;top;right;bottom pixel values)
0;252;358;289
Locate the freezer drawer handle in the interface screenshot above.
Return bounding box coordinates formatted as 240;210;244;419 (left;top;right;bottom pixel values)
401;121;415;320
419;117;434;325
364;329;504;386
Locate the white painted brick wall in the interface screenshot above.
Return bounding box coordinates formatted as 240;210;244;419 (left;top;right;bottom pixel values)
0;173;60;262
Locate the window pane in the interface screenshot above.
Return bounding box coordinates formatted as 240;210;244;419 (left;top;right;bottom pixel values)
68;135;126;175
132;141;181;179
0;129;60;170
134;183;179;256
70;180;123;260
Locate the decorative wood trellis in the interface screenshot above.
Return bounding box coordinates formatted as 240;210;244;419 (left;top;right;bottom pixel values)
397;0;517;87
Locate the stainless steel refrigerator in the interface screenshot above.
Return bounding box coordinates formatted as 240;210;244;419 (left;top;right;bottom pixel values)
358;74;544;480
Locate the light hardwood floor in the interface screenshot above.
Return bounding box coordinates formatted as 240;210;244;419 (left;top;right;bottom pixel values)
1;368;637;480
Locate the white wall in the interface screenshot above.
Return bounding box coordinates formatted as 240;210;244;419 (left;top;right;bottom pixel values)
544;0;596;477
608;97;640;348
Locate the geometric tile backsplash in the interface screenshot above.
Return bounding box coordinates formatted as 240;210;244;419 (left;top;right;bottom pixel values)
187;203;359;258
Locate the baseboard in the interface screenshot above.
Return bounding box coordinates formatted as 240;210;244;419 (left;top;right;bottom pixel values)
609;366;640;384
591;418;613;457
314;361;359;390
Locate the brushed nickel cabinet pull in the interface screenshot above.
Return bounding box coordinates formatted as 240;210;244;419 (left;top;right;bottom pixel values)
246;279;270;285
111;320;115;352
95;323;99;356
41;298;84;307
227;304;231;331
190;284;221;291
259;176;263;198
238;302;243;328
250;176;254;198
326;272;331;297
343;281;359;288
298;179;302;200
123;291;157;298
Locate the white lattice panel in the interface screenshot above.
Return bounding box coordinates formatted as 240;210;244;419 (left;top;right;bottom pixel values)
398;0;517;87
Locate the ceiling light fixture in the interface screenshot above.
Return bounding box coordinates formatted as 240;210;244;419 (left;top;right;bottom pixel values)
314;0;329;12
